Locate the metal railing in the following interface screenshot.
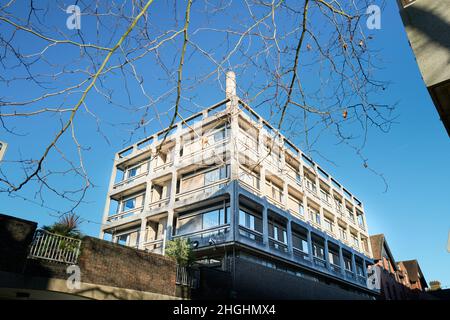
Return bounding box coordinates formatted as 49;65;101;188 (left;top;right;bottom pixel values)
176;266;198;288
28;229;81;264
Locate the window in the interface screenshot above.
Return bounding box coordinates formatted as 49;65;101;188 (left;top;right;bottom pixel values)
296;173;302;185
344;257;352;271
328;251;340;266
357;213;364;227
312;243;324;259
127;166;139;179
309;209;320;225
352;235;359;248
299;203;304;216
339;227;347;240
293;234;309;253
320;190;330;203
305;178;316;192
269;221;287;244
356;264;364;277
324;219;333;232
239;209;262;232
122;198;136;211
347;208;354;220
177;206;230;235
213;125;229;142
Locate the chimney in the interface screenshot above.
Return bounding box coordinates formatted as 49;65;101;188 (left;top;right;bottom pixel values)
226;71;236;99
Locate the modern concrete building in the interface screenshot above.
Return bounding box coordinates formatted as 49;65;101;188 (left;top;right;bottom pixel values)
0;141;7;161
99;72;377;299
397;0;450;135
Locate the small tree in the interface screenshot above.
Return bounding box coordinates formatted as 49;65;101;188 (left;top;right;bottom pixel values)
165;238;195;267
43;213;82;239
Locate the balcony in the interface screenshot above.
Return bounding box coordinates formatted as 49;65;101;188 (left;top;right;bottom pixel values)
330;263;343;277
269;238;288;254
239;169;261;195
293;247;310;263
107;206;143;223
111;172;147;196
143;238;164;254
148;197;170;214
175;179;229;207
174;225;231;248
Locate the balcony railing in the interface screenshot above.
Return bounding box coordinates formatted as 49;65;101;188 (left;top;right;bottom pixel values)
181;137;229;164
293;247;310;262
143;238;164;254
149;197;170;211
238;225;264;244
28;229;81;264
176;179;228;203
113;171;147;190
239;169;261;195
330;263;342;276
313;256;327;269
107;206;143;222
174;225;230;248
154;160;174;173
176;266;198;288
269;238;288;253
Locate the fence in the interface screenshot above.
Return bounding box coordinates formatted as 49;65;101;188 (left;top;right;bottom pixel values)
176;266;198;288
28;229;81;264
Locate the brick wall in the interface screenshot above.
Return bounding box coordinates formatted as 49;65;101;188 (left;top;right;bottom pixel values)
77;237;177;297
0;214;37;273
0;214;178;298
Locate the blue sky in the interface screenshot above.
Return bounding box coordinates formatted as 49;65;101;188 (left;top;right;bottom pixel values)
0;0;449;287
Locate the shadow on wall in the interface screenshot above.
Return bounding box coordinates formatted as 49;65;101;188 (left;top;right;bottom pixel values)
402;4;450;53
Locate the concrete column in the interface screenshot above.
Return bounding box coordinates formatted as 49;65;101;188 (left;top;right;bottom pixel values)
230;180;240;242
262;204;269;247
138;218;147;250
165;124;182;244
339;246;345;275
362;259;367;277
286;219;293;255
307;229;314;262
351;252;357;274
324;238;331;270
99;153;119;238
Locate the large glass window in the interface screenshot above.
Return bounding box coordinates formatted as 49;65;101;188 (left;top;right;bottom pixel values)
344;257;352;271
127;166;138;179
312;243;324;259
177;206;229;235
269;221;287;244
328;251;340;266
122;198;136;211
239;209;262;232
293;234;309;253
357;214;364;227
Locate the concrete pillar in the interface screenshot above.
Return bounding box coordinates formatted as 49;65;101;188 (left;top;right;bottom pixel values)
138;218;147;250
351;252;357;274
165;124;182;244
99;153;119;238
339;246;345;275
307;229;314;262
226;71;237;99
324;238;331;270
230;180;240;242
262;204;269;247
362;259;367;277
286;219;293;255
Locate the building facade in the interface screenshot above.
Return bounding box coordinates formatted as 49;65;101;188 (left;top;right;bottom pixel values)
100;72;377;299
397;0;450;135
370;234;431;300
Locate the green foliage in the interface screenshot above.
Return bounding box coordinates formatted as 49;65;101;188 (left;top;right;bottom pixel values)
43;213;82;239
165;238;195;267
